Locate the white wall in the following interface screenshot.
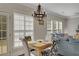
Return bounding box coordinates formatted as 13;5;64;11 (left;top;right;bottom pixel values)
64;17;79;36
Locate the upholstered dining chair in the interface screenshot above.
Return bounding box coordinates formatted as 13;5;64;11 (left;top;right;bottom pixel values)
25;36;32;41
20;36;37;56
21;37;30;56
41;40;58;56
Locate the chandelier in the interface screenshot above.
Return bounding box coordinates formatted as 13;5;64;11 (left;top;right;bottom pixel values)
32;4;47;25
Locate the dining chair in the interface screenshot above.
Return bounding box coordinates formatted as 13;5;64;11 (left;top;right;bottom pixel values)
21;37;30;56
41;39;58;56
25;36;32;41
21;36;37;56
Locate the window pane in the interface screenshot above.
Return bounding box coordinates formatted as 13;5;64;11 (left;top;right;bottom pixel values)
56;21;58;30
59;21;62;32
53;21;58;32
25;16;33;21
2;24;6;30
47;20;53;33
47;20;51;30
14;13;24;47
2;31;7;38
14;42;19;47
25;32;33;40
2;16;6;22
59;22;62;29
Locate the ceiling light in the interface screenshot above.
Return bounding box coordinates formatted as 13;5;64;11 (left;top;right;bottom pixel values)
32;4;47;25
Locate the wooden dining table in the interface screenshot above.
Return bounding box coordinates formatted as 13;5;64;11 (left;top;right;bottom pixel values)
28;41;52;56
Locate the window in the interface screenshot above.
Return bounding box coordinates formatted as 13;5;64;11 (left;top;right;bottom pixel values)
14;13;33;47
47;20;63;34
25;15;33;40
14;13;24;47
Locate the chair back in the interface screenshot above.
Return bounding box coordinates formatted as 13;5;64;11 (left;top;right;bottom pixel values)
25;36;32;41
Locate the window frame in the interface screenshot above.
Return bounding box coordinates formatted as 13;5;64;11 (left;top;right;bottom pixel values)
47;20;63;34
13;13;34;48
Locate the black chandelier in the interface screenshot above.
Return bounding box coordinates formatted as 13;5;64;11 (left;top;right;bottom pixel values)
32;4;47;25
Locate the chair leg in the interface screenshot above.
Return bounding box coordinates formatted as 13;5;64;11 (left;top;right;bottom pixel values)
41;51;48;56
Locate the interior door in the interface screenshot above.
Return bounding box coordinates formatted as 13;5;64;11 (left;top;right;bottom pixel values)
0;12;9;56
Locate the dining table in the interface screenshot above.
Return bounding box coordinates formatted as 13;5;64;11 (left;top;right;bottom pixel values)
28;40;52;56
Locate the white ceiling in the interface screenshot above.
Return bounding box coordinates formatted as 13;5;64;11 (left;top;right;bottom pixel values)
20;3;79;17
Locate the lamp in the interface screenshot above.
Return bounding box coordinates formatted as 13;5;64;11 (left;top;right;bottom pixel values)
32;4;47;25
